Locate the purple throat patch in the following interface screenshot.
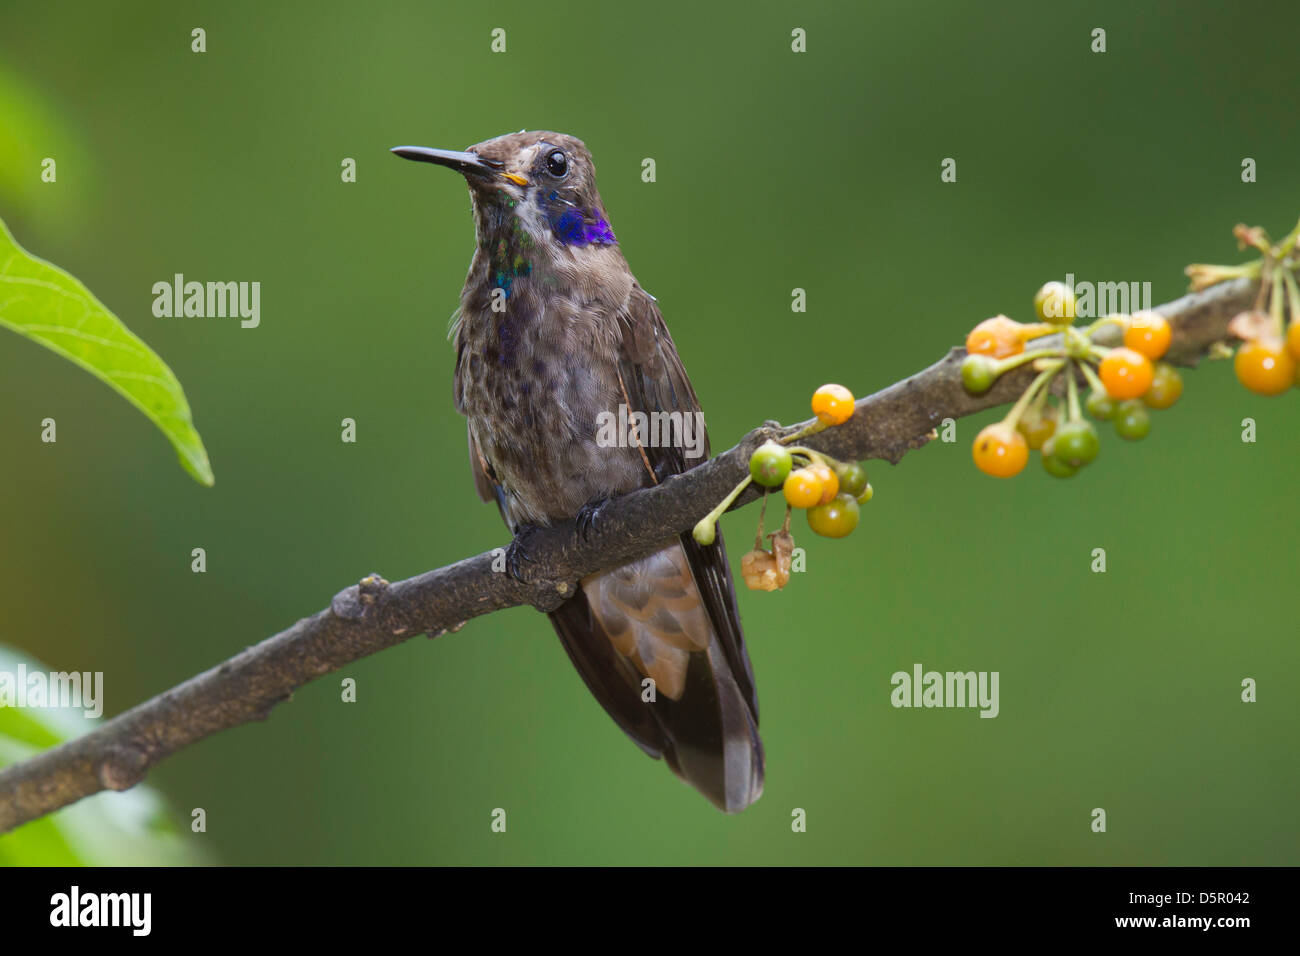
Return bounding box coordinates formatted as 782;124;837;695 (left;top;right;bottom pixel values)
553;208;617;246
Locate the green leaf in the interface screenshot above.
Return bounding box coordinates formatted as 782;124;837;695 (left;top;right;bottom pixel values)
0;214;214;485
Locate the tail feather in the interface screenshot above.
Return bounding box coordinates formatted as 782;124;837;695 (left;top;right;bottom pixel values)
548;534;763;812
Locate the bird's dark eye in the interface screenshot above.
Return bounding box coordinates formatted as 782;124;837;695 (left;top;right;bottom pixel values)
545;150;569;178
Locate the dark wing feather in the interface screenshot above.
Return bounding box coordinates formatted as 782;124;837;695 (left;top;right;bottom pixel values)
457;330;512;521
615;284;760;716
466;426;499;505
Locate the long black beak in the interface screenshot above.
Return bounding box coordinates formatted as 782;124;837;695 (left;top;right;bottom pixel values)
390;146;501;177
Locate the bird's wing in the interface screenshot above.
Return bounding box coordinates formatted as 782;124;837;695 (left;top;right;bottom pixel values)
548;283;763;812
466;425;497;505
455;333;505;510
612;284;759;711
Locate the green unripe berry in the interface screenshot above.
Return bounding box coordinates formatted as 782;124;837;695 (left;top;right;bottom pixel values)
1052;420;1100;466
1113;400;1151;441
807;493;860;538
1085;388;1117;421
692;517;716;545
961;354;999;394
1142;362;1183;409
748;440;793;487
1041;452;1078;478
836;461;869;499
1034;281;1077;325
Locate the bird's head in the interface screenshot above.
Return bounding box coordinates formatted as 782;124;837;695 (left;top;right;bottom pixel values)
392;131;617;251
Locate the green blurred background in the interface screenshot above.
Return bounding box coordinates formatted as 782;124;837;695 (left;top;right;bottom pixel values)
1;0;1297;865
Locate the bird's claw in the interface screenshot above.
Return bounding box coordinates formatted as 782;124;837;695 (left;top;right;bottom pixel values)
576;495;613;543
505;524;543;583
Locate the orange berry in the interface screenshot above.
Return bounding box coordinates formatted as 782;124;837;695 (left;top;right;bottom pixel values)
966;315;1026;359
782;468;823;509
1098;347;1154;400
1287;321;1300;361
1234;339;1296;396
971;423;1028;478
811;384;855;425
807;462;840;504
1124;311;1172;360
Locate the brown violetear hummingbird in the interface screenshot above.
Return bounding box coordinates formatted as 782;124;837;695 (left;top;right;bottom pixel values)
392;131;763;811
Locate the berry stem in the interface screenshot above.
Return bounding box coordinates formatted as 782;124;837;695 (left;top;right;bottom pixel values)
693;474;752;544
1019;322;1059;342
1078;359;1106;395
1270;266;1286;337
993;347;1063;376
780;420;828;444
1277;214;1300;257
1184;260;1263;291
1066;361;1082;423
1283;269;1300;326
1253;259;1273;313
1029;374;1052;416
1082;314;1128;336
784;446;838;470
1003;362;1062;430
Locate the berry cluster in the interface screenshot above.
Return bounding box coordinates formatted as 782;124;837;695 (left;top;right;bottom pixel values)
962;284;1183;479
1187;220;1300;396
749;438;872;537
694;384;872;591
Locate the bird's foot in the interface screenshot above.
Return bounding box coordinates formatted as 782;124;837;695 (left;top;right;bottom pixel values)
505;523;544;583
576;494;614;543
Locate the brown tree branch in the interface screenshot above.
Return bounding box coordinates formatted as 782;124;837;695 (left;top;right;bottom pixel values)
0;277;1256;834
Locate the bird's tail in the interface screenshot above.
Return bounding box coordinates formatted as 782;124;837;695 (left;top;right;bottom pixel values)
548;534;764;812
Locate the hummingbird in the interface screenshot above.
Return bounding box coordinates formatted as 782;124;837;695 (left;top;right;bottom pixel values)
392;131;763;812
